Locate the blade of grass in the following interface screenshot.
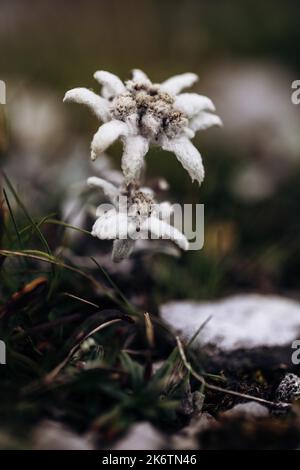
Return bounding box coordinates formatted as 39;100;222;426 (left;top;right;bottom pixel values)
187;315;212;348
2;188;23;248
90;256;137;315
63;292;99;309
144;312;154;349
2;172;57;290
44;218;91;236
2;172;52;256
13;312;83;339
0;249;121;305
18;213;57;236
120;351;143;390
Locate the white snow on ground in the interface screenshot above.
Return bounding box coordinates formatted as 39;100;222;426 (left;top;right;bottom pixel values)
160;294;300;351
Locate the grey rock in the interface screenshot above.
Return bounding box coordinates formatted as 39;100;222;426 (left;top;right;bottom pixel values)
112;422;166;450
172;412;216;450
32;420;93;450
222;401;269;419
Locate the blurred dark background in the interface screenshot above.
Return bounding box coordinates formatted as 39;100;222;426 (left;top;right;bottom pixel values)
1;0;300;301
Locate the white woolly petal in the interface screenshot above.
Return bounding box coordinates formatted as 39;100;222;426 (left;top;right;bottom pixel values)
189;112;223;132
174;93;215;117
91;120;128;161
121;135;149;184
142;217;189;251
112;239;135;262
101;85;113;100
160;73;198;95
87;176;119;205
158;202;174;221
95;205;111;218
63;88;110;121
183;127;195;139
91;209;131;239
162;137;204;185
93;71;125;96
132;69;151;84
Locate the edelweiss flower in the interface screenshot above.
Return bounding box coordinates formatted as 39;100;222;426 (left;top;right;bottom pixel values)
64;70;222;185
87;176;189;262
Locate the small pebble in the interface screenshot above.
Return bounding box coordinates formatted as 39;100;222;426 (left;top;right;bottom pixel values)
276;373;300;402
222;401;269;419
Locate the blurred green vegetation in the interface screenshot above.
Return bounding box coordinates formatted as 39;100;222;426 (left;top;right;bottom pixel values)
1;0;300;303
1;0;300;86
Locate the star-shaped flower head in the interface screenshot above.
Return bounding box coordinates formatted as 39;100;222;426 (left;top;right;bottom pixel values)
87;176;189;262
64;70;222;186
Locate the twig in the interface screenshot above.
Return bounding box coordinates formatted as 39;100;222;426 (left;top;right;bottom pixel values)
176;336;290;410
44;318;122;383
